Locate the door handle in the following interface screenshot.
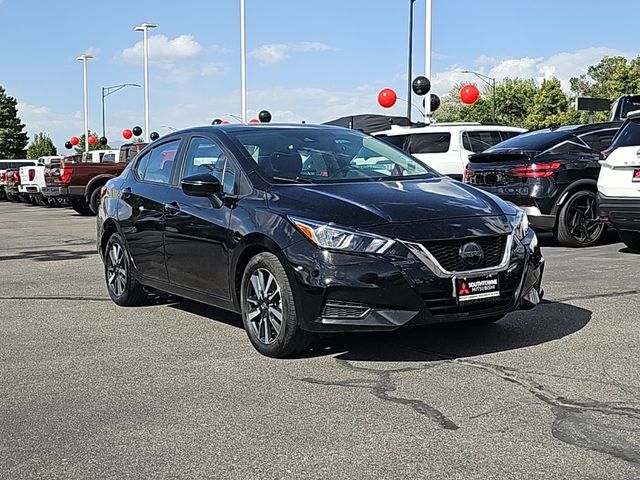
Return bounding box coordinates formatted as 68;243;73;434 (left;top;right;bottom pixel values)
164;201;180;215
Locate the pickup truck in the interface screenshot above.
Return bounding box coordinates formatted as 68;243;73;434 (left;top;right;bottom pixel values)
43;143;146;215
18;156;64;206
0;159;37;201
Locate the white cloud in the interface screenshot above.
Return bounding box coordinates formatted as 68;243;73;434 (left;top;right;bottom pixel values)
201;62;228;77
17;102;83;149
122;34;204;64
249;42;334;66
430;47;634;96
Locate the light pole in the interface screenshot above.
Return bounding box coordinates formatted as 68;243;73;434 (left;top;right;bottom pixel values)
134;23;158;142
76;54;94;153
461;70;497;122
101;83;141;138
240;0;247;123
424;0;432;123
407;0;416;121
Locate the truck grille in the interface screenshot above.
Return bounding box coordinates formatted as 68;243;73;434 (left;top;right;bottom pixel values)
421;236;507;272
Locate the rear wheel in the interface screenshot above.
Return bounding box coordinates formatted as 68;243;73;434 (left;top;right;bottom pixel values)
35;196;48;206
104;233;148;306
240;252;312;358
7;193;20;202
619;231;640;252
70;198;93;216
89;187;103;215
556;190;605;247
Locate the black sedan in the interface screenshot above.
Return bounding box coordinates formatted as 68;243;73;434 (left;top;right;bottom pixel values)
97;124;544;357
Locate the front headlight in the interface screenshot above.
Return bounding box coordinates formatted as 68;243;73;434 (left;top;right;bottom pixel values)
289;216;395;254
512;208;530;241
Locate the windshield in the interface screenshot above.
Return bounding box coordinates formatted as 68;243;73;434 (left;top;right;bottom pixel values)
227;127;438;183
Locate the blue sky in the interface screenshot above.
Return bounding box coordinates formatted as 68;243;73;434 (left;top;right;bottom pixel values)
0;0;637;150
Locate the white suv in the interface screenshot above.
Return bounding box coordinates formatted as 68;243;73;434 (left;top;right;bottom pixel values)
374;123;526;179
597;110;640;251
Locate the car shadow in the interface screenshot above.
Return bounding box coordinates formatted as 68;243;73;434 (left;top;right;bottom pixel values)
169;298;590;362
619;247;640;255
0;249;97;262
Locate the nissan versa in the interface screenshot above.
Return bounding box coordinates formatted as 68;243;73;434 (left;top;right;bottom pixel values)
97;124;544;357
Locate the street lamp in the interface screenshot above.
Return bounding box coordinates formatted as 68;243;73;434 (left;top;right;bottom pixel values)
134;23;158;142
76;54;94;153
240;0;247;123
407;0;416;120
461;70;497;122
101;83;141;138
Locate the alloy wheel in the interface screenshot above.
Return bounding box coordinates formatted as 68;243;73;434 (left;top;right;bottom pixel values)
245;268;283;345
566;193;603;244
106;243;127;297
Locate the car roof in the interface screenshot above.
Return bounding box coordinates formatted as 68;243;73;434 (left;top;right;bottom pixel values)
373;123;527;136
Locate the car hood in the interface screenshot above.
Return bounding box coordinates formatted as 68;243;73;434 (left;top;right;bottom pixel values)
269;177;515;230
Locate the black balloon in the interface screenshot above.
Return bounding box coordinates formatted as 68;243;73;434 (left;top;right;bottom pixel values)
412;76;431;96
99;136;108;145
258;110;272;123
212;118;223;125
65;141;73;150
132;126;143;136
150;131;160;141
430;94;441;112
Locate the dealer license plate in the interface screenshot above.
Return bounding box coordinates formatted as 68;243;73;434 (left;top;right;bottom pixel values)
455;274;501;304
633;169;640;182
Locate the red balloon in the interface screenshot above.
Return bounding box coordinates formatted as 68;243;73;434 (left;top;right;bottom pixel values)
70;136;80;146
378;88;397;108
460;84;480;105
249;118;260;124
88;135;97;145
122;129;133;140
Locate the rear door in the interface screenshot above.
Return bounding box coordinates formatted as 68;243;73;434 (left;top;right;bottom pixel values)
119;138;183;282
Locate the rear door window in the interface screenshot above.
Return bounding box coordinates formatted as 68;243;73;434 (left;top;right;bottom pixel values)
579;130;618;153
407;133;451;154
462;131;504;153
143;140;180;184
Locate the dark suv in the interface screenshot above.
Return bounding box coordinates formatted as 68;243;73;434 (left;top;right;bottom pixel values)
464;122;621;247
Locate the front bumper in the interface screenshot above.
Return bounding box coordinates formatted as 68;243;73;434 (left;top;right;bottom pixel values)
597;193;640;232
282;230;544;333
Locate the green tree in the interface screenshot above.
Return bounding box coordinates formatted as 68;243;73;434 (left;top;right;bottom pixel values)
0;85;29;159
74;131;111;153
435;78;538;128
524;78;581;130
27;132;57;158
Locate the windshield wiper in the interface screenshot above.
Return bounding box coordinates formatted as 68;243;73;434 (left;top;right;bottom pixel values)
271;176;313;184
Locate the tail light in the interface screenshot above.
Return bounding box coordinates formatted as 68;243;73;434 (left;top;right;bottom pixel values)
510;162;561;178
59;165;74;183
28;168;36;181
12;170;20;185
0;172;6;183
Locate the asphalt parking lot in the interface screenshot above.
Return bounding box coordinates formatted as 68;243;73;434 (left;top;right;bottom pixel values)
1;201;639;479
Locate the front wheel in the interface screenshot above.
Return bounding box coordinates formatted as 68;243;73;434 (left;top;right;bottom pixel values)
619;231;640;252
104;233;148;306
556;190;606;247
240;252;312;358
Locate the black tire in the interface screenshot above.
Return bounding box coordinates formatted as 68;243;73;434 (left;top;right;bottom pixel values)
70;198;93;216
35;196;48;207
89;187;103;215
240;252;312;358
104;233;148;306
556;190;606;247
7;194;22;202
619;231;640;252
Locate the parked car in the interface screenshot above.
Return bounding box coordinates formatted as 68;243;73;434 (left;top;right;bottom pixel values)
373;123;526;179
597;110;640;251
610;94;640;122
18;156;63;206
0;159;37;201
464;122;621;247
97;124;544;358
43;144;145;215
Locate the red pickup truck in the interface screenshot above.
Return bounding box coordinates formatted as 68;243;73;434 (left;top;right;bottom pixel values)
43;143;146;215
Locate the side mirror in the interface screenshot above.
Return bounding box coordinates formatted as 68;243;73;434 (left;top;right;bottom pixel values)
181;173;222;197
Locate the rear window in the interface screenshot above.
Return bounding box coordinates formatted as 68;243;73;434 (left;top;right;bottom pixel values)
609;117;640;149
462;131;505;153
485;128;575;153
102;153;116;163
